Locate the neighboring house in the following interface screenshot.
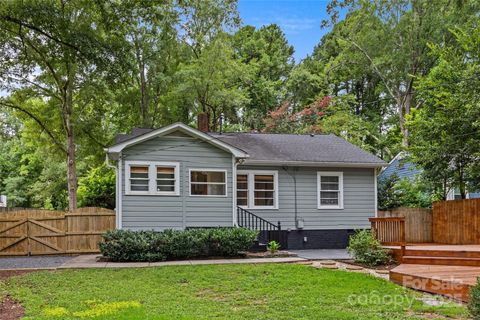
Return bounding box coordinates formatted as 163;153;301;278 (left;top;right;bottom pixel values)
379;152;480;200
379;152;421;182
105;121;385;249
0;195;6;207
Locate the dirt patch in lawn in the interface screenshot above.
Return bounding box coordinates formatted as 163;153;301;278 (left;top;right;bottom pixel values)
0;296;24;320
0;269;38;280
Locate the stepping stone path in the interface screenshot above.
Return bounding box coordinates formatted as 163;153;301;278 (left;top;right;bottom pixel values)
309;260;390;280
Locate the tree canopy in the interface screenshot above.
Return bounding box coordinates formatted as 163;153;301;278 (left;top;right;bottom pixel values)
0;0;478;209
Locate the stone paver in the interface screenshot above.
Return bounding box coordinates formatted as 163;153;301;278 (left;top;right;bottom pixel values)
310;260;390;280
290;249;351;260
0;255;74;270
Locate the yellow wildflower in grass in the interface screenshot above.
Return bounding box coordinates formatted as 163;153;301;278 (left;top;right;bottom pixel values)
72;300;142;318
43;307;69;317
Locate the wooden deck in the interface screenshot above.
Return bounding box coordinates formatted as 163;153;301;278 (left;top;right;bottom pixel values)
386;244;480;301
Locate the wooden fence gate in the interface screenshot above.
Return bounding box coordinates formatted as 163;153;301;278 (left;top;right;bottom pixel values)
0;207;115;256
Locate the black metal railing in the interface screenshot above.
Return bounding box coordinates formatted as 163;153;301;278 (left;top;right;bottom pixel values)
236;206;287;248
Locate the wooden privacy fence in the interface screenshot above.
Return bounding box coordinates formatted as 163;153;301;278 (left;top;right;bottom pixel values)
433;198;480;244
0;207;115;256
369;217;406;257
378;207;432;243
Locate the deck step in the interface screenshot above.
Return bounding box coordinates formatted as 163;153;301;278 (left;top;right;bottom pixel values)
402;255;480;266
404;249;480;259
390;264;474;302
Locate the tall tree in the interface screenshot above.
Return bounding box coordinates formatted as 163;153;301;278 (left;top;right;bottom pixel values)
408;24;480;199
175;0;242;129
109;0;182;128
233;24;295;129
0;0;117;210
321;0;480;146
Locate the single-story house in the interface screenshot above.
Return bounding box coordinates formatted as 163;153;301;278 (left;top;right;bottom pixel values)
379;152;480;200
105;120;386;249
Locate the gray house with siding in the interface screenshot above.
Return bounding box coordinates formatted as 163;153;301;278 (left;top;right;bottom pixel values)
106;122;385;249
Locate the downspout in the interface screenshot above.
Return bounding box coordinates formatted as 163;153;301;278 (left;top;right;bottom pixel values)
105;154;119;228
374;167;379;218
232;157;245;227
282;166;298;228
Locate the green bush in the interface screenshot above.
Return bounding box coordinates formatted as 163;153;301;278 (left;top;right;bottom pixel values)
78;164;115;209
347;230;392;266
267;240;280;254
99;228;258;262
469;278;480;319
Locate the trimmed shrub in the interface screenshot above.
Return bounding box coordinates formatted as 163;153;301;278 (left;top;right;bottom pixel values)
99;228;258;262
469;278;480;319
347;229;392;266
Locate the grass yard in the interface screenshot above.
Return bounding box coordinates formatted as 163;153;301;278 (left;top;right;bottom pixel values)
0;263;467;319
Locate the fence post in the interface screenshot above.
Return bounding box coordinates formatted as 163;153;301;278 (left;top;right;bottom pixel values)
400;218;406;262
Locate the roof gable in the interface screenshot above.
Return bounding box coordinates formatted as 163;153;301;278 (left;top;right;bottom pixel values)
106;123;249;158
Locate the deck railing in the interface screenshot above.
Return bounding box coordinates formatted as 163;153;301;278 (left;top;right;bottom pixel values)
369;217;406;258
236;206;287;248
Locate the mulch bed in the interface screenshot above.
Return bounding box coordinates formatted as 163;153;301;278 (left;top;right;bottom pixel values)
245;250;297;258
0;296;24;320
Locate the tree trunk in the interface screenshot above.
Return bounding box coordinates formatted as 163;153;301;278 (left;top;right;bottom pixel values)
66;124;77;211
64;74;77;211
398;90;413;147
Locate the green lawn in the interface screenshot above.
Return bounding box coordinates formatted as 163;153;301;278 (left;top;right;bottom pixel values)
0;264;467;319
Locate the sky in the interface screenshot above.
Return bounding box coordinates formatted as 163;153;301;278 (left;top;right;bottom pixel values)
238;0;332;62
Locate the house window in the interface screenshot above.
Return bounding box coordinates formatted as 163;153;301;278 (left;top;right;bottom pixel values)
317;172;343;209
156;167;176;192
129;166;149;192
254;174;275;206
236;174;248;206
237;171;278;209
125;161;179;195
190;170;227;196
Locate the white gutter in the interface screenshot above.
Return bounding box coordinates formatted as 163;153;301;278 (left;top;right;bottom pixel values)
232;156;238;227
374;168;378;217
243;159;386;168
105;154;120;228
118;154;122;229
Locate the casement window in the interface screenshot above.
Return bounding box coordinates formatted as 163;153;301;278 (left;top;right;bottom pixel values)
190;169;227;197
125;161;179;195
317;172;343;209
236;171;278;209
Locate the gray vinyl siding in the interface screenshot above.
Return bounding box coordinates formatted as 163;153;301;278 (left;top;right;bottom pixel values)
237;165;376;230
121;133;233;230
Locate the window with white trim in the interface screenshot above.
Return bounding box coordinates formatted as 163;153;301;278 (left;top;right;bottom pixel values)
237;171;278;209
190;170;227;196
125;161;179;195
317;172;343;209
236;174;248;206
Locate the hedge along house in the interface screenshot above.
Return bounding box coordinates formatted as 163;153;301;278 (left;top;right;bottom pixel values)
106;119;386;249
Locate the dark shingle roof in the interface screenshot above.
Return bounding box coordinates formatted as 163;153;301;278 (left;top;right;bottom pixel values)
115;128;153;144
208;132;385;165
112;126;385;166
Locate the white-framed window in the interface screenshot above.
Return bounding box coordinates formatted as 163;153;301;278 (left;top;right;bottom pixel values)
189;169;227;197
237;170;278;209
125;161;180;196
317;172;343;209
